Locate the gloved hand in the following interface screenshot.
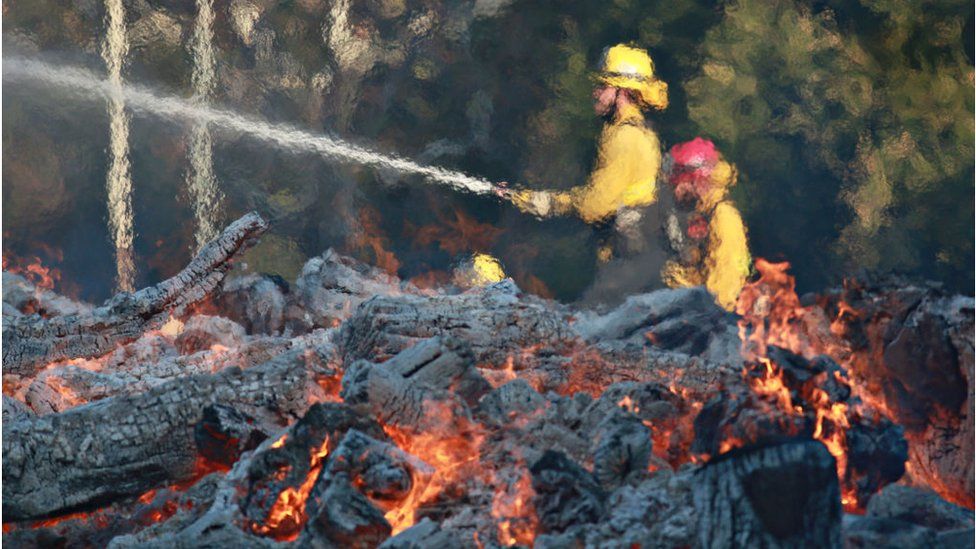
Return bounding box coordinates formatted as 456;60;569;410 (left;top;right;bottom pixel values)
496;182;554;218
494;181;514;201
511;190;554;218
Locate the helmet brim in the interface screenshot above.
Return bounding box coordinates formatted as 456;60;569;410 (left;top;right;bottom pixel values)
595;73;669;110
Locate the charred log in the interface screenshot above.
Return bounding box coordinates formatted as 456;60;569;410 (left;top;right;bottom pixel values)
378;518;463;549
591;409;653;490
866;485;974;532
340;280;577;366
340;336;489;432
215;273;289;335
3;394;34;423
19;329;317;416
692;439;842;549
242;402;388;540
2;348;313;521
1;249;968;548
195;404;270;467
289;249;422;333
303;473;391;549
821;282;974;507
530;450;605;534
2;212;268;378
574;287;741;361
322;429;433;504
475;379;546;427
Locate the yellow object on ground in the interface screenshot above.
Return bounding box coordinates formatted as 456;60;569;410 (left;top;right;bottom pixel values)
453;252;507;288
514;102;663;224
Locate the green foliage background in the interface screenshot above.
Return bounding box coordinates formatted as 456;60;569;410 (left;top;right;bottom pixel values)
685;0;974;290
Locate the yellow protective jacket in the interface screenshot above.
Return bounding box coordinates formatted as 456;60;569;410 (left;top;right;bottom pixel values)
662;185;751;311
513;103;661;223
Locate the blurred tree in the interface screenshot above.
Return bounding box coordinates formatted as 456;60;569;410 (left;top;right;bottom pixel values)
686;0;974;291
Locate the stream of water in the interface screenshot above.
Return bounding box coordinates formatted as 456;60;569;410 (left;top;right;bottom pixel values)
3;58;502;198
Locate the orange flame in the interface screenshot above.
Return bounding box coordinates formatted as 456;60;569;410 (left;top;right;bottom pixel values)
491;467;537;547
382;403;486;535
617;395;638;414
252;435;331;541
735;259;861;511
347;205;400;274
407;208;504;256
3;252;62;291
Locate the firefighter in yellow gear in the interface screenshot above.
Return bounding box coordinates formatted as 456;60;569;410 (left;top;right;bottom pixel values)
496;44;671;304
660;138;751;310
499;44;668;235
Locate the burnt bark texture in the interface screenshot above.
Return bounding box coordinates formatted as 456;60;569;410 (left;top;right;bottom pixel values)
822;282;975;507
2;246;970;548
340;336;490;432
340;280;578;366
692;439;842;549
2;212;268;378
2;349;313;521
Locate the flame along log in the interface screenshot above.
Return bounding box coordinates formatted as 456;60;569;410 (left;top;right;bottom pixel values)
2;212;268;378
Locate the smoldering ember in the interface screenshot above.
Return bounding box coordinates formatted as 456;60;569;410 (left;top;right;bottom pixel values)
1;212;972;548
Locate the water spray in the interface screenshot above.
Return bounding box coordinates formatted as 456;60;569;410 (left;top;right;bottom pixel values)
4;57;504;197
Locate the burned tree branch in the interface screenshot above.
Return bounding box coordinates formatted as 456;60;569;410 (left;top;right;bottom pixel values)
2;212;268;378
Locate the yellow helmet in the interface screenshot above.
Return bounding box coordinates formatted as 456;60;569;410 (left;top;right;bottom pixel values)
597;44;668;110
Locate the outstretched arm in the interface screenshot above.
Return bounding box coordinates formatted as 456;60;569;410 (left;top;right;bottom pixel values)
506;124;661;223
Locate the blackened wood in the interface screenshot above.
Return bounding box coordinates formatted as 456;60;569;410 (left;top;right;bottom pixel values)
339;280;578;366
2;348;310;521
692;439;842;549
530;450;605;534
340;336;486;432
2;212;268;378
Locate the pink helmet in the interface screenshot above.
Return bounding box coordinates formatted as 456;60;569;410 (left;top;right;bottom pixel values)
670;137;719;169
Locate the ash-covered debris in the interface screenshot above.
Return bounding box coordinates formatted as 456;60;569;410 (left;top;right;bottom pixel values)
844;484;975;549
175;315;247;355
574;286;741;362
214;273;289;336
287;249;426;332
2;271;92;319
2;231;973;547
